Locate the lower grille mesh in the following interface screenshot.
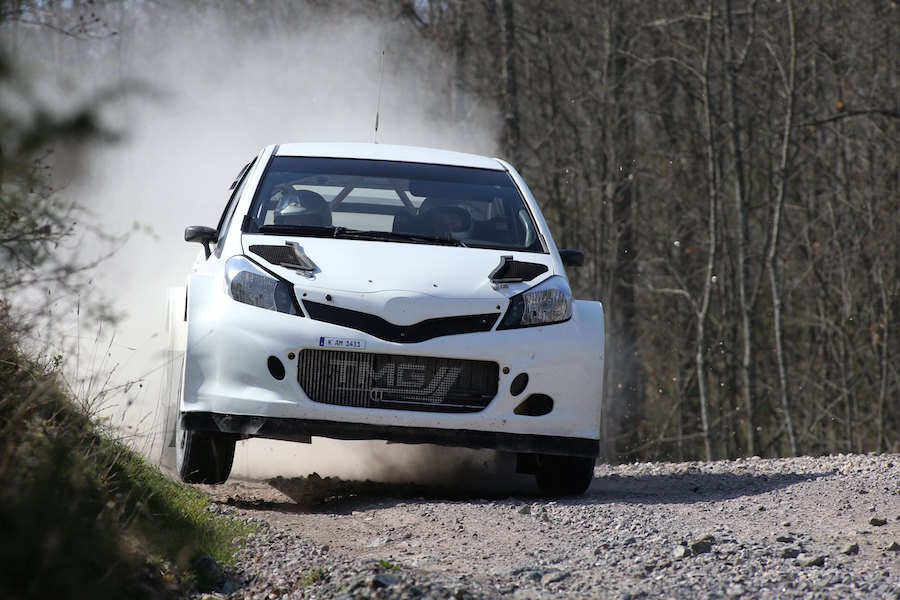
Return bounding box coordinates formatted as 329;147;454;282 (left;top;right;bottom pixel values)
298;349;498;413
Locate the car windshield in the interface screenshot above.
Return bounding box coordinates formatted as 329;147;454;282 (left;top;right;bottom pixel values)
245;157;545;252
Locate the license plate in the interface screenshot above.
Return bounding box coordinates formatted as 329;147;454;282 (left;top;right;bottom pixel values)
318;336;365;350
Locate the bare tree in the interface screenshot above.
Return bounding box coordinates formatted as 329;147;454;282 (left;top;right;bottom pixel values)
763;0;798;456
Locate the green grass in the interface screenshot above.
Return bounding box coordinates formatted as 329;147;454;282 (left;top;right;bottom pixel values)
296;567;327;588
109;439;252;567
0;322;253;599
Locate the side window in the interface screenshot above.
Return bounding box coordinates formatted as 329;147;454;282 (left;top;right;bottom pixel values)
214;159;255;257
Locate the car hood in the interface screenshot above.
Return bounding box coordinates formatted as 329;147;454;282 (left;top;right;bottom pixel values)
242;235;554;325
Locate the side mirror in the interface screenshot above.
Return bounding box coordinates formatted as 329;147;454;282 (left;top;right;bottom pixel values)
559;249;585;268
184;225;218;259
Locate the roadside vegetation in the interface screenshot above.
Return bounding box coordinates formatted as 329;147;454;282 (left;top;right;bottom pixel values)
0;312;252;598
0;4;251;597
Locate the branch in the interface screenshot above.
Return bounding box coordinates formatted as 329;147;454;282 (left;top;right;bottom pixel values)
644;13;710;28
730;0;759;71
801;109;900;127
643;281;696;309
643;8;755;29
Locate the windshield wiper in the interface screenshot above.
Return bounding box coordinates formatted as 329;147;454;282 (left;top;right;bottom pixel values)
257;224;336;237
331;227;466;247
256;224;464;246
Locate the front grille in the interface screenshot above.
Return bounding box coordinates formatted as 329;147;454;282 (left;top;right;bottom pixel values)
298;349;498;413
303;300;499;343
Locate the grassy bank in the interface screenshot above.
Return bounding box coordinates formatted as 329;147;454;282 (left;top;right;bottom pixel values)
0;322;250;599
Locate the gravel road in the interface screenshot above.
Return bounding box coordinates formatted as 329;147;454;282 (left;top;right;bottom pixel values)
196;452;900;599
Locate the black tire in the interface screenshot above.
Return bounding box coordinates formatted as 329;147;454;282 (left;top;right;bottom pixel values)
176;416;236;484
535;454;595;496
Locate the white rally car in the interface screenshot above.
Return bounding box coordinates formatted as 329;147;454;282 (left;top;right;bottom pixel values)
168;143;605;495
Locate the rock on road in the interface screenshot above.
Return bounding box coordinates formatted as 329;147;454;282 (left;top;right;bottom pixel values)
197;453;900;598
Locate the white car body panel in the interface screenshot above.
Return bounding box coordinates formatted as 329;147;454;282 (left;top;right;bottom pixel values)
249;237;547;322
275;142;506;169
175;143;605;460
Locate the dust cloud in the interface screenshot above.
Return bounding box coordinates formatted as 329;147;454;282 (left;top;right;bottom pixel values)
13;5;514;487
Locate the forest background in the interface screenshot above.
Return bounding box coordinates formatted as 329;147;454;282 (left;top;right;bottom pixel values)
5;0;899;464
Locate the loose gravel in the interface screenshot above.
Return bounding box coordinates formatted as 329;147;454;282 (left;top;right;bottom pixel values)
195;453;900;599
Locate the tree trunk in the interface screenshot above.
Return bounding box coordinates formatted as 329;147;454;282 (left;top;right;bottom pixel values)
499;0;520;155
766;0;798;457
723;0;759;456
697;0;719;462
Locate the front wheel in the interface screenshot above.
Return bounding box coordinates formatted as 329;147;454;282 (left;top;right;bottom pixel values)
176;415;236;484
535;454;595;496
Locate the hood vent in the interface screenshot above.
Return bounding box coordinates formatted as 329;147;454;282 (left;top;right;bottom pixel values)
489;256;548;283
249;243;318;274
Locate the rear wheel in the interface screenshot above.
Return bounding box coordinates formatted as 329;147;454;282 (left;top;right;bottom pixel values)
176;415;236;484
534;454;595;496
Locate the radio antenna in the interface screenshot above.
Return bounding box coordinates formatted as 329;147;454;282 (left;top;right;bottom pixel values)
374;49;385;143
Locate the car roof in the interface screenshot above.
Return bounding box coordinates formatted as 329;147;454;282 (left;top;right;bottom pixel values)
273;143;505;171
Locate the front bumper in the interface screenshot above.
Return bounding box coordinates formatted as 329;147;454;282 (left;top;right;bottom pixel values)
181;273;605;457
182;412;600;457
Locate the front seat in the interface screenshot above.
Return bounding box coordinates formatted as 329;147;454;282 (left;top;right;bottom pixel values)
274;190;332;227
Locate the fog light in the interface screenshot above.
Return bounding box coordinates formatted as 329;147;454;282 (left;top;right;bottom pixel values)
510;373;529;396
267;356;286;380
514;394;553;416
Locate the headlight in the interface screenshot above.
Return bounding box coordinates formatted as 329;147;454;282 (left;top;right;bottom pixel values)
498;275;573;329
224;255;300;315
